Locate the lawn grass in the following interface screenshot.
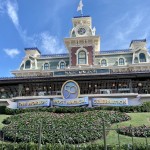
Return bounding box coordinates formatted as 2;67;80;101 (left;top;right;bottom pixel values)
0;115;10;129
97;112;150;145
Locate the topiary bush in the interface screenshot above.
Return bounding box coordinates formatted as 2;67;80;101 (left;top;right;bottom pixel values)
2;117;11;124
2;110;130;144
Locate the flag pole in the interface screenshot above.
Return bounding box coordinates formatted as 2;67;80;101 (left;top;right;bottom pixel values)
77;0;84;16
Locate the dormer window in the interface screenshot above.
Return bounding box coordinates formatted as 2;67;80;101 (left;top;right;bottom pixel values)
139;53;146;62
101;59;107;66
60;62;65;69
25;60;31;69
78;50;87;65
58;60;66;69
44;63;49;70
119;58;125;66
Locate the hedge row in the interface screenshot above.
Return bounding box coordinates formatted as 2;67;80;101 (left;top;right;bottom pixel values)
0;101;150;115
0;142;149;150
118;125;150;137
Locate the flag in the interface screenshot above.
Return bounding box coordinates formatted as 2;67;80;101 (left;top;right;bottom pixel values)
77;0;83;12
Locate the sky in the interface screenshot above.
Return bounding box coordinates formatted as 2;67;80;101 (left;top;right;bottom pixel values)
0;0;150;77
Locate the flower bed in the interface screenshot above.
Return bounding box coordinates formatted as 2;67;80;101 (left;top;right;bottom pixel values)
118;125;150;137
2;111;130;144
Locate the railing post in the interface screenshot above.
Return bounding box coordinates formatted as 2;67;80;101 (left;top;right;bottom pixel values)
2;132;4;150
117;125;121;150
130;125;134;150
102;121;107;150
145;136;148;150
38;122;42;150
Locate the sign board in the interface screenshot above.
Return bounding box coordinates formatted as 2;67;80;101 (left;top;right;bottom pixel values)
92;98;128;106
53;97;88;107
54;69;110;76
17;99;50;109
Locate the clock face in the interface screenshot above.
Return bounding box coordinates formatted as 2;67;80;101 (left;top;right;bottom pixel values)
77;27;86;35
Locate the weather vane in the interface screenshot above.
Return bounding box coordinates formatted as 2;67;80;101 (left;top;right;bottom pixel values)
77;0;84;16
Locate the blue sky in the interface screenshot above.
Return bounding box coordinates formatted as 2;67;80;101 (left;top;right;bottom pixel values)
0;0;150;77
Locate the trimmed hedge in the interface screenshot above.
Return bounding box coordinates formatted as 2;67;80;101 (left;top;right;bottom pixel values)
118;125;150;137
0;101;150;115
0;106;7;114
0;143;149;150
2;111;130;144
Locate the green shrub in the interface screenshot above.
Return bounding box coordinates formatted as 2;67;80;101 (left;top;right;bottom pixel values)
117;125;150;137
0;143;149;150
2;117;11;124
2;111;130;144
0;106;6;114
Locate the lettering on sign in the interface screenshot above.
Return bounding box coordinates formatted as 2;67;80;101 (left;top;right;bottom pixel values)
17;99;50;108
92;98;128;106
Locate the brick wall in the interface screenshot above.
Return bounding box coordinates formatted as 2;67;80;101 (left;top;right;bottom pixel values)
70;46;94;66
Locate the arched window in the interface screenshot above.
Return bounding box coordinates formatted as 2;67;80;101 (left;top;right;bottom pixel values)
44;63;49;70
25;60;31;69
101;59;107;66
78;50;87;65
119;58;125;65
72;31;76;37
139;53;146;62
60;62;65;69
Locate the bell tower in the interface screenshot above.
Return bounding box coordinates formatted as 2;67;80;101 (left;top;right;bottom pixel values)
64;0;100;67
64;16;100;67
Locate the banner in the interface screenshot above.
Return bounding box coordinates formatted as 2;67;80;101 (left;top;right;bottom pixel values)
17;99;50;109
53;97;88;107
92;96;141;106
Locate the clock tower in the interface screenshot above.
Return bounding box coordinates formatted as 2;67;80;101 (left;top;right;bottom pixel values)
64;16;100;67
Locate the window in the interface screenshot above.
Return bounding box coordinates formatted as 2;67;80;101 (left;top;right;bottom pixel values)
139;53;146;62
134;57;138;63
78;50;87;64
72;31;76;37
101;59;107;66
60;62;65;69
119;58;125;65
25;60;31;69
44;63;49;70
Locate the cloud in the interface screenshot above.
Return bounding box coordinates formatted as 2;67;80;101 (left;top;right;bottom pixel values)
5;0;30;44
39;32;65;54
4;48;20;58
6;0;19;28
116;14;143;41
102;12;146;49
3;0;66;54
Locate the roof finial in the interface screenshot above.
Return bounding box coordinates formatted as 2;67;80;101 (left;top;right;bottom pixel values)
77;0;84;16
